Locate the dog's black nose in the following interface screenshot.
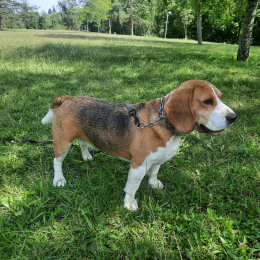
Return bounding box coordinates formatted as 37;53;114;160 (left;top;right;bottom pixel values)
226;113;237;124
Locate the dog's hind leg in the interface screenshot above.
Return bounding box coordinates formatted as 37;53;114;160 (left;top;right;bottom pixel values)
147;164;164;190
53;135;72;187
78;139;93;161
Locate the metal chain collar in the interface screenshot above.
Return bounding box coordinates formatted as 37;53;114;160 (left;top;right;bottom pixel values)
136;96;182;136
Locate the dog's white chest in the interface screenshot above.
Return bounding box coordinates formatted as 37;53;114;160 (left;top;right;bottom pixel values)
143;135;182;169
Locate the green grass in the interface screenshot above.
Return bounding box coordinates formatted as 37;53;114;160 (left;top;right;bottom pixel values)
0;29;260;259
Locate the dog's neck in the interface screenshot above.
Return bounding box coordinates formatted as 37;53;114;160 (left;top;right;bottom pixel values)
144;95;182;136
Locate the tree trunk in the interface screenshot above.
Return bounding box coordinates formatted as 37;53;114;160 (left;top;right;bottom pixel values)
130;0;134;36
109;17;111;34
0;10;2;31
235;24;240;44
197;6;202;44
72;16;74;30
130;11;134;35
237;0;259;61
87;21;89;33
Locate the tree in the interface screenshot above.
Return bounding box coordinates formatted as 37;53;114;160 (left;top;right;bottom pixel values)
134;0;157;36
233;0;248;44
38;15;46;29
2;12;20;28
202;0;247;44
52;5;56;13
19;0;37;29
108;0;121;34
118;0;156;36
58;0;78;30
196;1;203;44
174;0;206;44
179;7;194;39
49;11;61;29
252;4;260;45
188;0;209;44
26;11;40;28
71;2;93;32
0;0;20;30
189;0;248;45
117;0;136;35
129;0;134;35
40;10;53;29
74;4;92;32
237;0;259;60
91;0;112;32
73;0;111;32
122;0;139;35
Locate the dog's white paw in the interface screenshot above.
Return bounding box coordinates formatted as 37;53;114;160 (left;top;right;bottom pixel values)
124;198;138;211
53;178;67;187
148;179;164;190
82;154;93;161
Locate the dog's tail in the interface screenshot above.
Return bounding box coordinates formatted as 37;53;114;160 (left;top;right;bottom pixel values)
42;95;73;125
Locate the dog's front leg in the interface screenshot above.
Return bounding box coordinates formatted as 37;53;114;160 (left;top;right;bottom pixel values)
147;164;164;190
124;165;147;210
78;139;93;161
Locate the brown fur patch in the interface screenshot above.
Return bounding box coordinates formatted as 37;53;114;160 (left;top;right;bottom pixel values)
164;84;195;134
50;95;73;109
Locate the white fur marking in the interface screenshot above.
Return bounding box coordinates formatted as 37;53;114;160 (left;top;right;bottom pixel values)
42;109;54;125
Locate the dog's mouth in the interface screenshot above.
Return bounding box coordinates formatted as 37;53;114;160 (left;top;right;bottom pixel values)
196;124;224;134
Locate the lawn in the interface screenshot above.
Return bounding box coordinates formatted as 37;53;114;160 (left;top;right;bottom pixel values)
0;29;260;259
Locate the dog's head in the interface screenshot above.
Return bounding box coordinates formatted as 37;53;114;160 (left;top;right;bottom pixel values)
164;80;237;134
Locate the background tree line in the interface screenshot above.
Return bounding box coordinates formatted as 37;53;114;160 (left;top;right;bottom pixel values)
1;0;259;47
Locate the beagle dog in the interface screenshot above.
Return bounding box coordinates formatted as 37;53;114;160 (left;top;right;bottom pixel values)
42;80;237;210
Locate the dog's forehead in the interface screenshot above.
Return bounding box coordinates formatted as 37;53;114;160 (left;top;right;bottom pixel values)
194;83;223;100
208;84;222;99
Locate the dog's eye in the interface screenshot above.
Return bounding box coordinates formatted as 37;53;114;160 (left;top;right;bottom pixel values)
203;99;213;105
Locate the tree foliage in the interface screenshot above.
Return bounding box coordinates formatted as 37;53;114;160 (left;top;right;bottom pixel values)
19;0;37;29
58;0;79;30
71;0;112;32
0;0;20;30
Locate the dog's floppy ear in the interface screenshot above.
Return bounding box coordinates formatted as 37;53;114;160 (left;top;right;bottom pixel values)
164;85;195;134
